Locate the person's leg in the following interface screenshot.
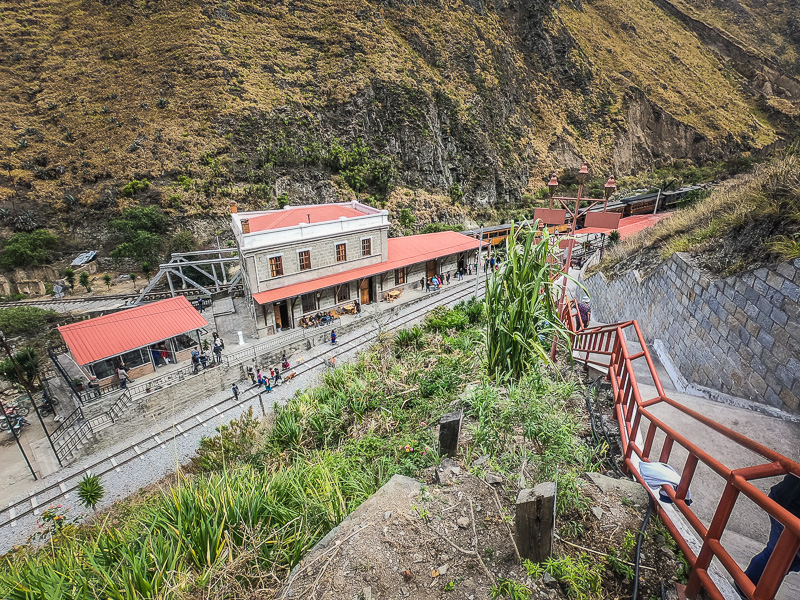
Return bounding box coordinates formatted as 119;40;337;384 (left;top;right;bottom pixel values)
745;516;783;585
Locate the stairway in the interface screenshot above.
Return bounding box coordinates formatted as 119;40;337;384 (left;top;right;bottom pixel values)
577;326;800;599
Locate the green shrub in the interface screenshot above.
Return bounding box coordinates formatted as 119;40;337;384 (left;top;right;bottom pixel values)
0;229;58;270
191;407;261;472
394;326;423;349
424;306;468;332
168;231;199;254
419;362;461;398
109;206;169;264
277;193;290;208
448;183;464;203
177;174;192;191
421;223;464;234
77;473;105;512
0;306;57;336
485;224;571;379
119;179;150;197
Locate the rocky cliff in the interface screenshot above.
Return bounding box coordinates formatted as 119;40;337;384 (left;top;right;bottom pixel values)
0;0;797;242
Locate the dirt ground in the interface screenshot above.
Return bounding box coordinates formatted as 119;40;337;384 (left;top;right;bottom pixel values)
279;459;683;600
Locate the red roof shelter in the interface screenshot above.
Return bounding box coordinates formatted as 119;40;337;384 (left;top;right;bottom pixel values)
253;231;485;305
579;213;671;239
59;296;209;366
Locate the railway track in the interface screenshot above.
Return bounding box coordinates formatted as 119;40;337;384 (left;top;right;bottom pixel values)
1;281;483;535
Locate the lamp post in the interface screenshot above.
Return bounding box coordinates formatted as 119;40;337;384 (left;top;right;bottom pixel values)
0;332;38;480
547;163;617;360
0;332;62;467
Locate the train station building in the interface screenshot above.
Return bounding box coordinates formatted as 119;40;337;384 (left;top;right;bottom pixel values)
58;296;209;385
231;201;485;336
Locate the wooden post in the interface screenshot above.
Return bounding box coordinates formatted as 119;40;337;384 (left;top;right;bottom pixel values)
438;410;462;458
515;482;556;563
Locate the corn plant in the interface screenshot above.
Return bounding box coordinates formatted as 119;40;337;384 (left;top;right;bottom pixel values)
485;223;572;379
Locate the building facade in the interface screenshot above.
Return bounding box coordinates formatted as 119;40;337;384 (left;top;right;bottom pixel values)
231;201;483;336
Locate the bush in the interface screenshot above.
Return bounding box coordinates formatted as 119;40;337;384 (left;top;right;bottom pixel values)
119;179;150;197
0;306;58;336
0;229;59;270
168;231;199;254
456;297;485;324
419;362;461;398
109;206;169;264
191;407;261;472
395;326;423;349
77;474;105;512
421;223;464;234
424;306;469;332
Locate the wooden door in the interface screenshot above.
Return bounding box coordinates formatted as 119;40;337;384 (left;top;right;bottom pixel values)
360;279;370;304
273;304;282;329
426;260;436;279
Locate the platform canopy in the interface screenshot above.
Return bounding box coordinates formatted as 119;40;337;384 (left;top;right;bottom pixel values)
253;231;485;306
58;296;209;365
579;213;671;239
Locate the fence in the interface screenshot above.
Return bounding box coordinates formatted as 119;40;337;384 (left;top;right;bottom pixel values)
51;389;135;462
569;317;800;600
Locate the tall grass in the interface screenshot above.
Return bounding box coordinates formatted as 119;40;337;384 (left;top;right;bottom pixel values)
485;223;572;379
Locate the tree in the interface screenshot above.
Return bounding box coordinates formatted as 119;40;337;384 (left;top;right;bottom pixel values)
141;262;152;282
168;231;199;254
102;273;112;290
608;230;621;246
109;206;169;265
129;272;137;291
0;229;59;270
79;271;91;292
399;208;415;230
76;473;105;512
0;347;39;388
63;267;76;292
0;307;58;337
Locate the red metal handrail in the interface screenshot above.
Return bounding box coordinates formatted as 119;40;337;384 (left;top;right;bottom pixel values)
569;317;800;600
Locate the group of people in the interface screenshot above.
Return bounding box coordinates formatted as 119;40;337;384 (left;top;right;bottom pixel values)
190;333;225;373
300;311;337;328
246;353;292;393
422;273;449;292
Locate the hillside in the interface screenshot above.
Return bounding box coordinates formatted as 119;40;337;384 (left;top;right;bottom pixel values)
596;152;800;278
0;0;798;248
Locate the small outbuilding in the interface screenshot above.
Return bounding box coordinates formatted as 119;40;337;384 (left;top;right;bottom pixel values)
58;296;209;384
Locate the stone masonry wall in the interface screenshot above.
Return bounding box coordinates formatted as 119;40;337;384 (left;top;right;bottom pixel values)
583;253;800;414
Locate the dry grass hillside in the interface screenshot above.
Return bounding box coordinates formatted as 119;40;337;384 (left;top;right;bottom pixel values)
0;0;797;248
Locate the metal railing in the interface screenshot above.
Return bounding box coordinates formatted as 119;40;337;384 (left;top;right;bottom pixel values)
569;318;800;600
50;406;84;445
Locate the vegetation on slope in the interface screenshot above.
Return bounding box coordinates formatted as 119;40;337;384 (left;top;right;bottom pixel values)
597;151;800;277
0;0;789;244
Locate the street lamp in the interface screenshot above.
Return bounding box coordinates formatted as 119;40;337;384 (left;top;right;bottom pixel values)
548;173;559;208
547;162;615;360
604;175;617;211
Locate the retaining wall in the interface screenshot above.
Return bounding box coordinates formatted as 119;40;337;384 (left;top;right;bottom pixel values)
583;253;800;414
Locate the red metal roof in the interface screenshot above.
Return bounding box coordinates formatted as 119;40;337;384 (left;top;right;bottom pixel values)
253;231;484;305
578;213;672;239
58;296;209;365
247;205;367;232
